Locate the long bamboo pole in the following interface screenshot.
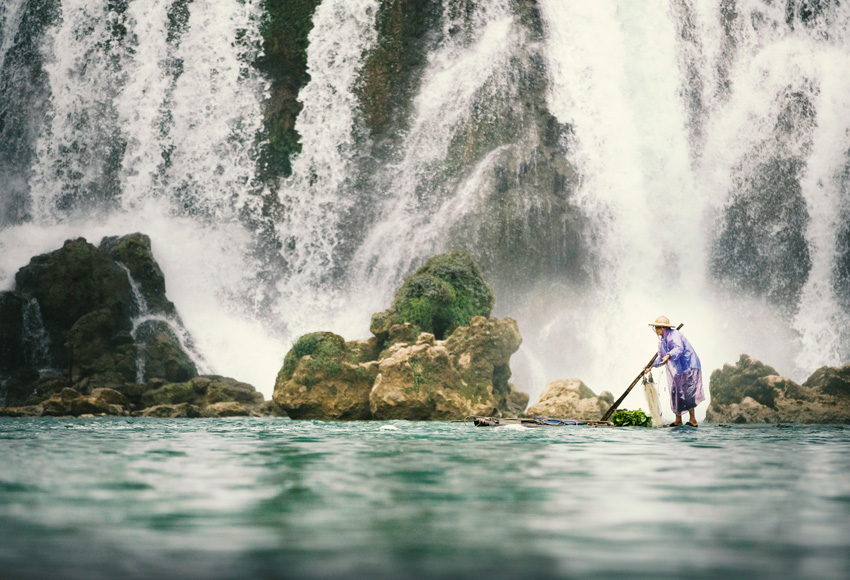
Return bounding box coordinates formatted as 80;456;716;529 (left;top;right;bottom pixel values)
599;323;684;421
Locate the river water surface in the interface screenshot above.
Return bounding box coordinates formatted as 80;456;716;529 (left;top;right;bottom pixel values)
1;418;848;580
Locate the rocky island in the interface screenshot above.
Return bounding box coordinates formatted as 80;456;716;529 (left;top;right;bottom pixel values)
273;251;530;420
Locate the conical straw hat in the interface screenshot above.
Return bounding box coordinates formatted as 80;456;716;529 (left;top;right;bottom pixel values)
648;315;675;328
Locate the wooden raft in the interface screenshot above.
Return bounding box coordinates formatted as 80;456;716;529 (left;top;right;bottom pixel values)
460;416;614;428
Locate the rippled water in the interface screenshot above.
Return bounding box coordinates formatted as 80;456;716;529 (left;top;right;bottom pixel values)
1;418;848;580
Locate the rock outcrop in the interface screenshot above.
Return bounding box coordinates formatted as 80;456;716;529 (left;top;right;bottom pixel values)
525;379;614;421
273;252;528;420
370;317;526;420
0;235;267;417
706;354;850;424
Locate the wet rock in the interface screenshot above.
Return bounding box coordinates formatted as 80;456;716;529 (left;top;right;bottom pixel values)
1;235;202;407
0;292;27;375
135;320;197;383
706;355;850;423
525;379;614;421
14;238;133;364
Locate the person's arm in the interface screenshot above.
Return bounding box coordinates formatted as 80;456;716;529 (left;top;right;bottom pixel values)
665;331;685;361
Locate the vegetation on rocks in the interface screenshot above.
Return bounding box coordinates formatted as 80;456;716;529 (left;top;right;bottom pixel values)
255;0;321;180
370;251;494;341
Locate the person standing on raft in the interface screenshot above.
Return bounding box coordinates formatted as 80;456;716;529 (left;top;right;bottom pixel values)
643;316;705;427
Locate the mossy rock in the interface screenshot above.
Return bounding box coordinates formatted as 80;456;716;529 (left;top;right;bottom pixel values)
276;332;346;386
14;238;133;354
255;0;321;180
66;308;136;383
370;251;494;341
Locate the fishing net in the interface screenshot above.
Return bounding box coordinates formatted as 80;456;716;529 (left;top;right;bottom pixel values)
643;373;663;428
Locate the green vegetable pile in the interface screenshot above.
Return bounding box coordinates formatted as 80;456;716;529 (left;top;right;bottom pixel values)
611;409;652;427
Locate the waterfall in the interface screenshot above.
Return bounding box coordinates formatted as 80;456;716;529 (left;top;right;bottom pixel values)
116;262;211;382
2;0;850;406
273;0;380;331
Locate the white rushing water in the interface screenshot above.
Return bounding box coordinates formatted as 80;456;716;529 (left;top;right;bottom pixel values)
3;0;850;410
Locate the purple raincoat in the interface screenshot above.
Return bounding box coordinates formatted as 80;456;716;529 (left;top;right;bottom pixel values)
652;328;705;415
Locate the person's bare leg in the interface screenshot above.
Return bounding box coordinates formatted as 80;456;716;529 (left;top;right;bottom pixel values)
672;414;683;426
687;409;697;427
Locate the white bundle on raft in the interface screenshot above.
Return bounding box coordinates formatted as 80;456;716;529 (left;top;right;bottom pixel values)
643;373;664;428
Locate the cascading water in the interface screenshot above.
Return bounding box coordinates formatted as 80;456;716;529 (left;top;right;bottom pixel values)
117;263;211;382
2;0;850;410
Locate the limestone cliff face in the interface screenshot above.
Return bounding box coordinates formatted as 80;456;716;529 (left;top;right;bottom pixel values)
705;355;850;424
525;379;614;421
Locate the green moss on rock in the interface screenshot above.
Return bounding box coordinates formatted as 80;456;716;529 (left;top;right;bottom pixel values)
370;251;494;341
277;331;346;386
255;0;321;180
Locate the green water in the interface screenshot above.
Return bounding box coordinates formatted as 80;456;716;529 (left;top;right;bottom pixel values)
1;418;848;580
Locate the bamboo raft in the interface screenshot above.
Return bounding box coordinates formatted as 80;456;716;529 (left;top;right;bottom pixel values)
459;416;614;428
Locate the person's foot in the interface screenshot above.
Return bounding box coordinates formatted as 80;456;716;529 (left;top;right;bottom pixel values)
668;421;683;427
686;421;698;428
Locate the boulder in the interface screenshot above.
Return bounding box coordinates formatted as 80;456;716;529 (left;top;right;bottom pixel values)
69;388;130;416
40;388;83;416
706;355;850;423
526;379;614;421
444;316;525;413
369;317;527;420
370;251;495;341
272;332;380;420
